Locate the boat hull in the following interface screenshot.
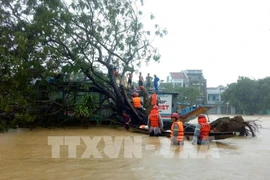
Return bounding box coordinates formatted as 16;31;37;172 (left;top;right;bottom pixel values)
131;126;238;140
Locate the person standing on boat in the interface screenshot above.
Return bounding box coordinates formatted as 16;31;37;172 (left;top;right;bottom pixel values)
153;74;160;92
122;111;131;130
170;113;184;145
147;105;163;136
192;114;211;145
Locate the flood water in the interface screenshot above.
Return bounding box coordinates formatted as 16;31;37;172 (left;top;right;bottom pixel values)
1;115;270;180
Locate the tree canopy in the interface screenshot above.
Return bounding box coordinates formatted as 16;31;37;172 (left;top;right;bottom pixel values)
0;0;167;129
159;83;201;105
222;76;270;114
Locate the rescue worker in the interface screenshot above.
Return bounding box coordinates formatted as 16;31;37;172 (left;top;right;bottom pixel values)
147;105;163;136
150;91;158;106
192;114;211;145
170;113;184;145
132;93;143;111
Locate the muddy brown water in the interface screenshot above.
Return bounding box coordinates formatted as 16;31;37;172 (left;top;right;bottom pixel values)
1;115;270;180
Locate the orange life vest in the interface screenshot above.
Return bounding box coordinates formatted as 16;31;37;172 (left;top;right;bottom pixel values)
149;109;160;127
170;121;184;142
132;97;142;108
198;117;210;140
151;94;158;106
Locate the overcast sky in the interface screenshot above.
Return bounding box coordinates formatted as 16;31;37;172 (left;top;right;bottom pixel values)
135;0;270;87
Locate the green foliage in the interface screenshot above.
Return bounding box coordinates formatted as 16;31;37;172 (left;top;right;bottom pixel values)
74;94;98;118
159;83;174;90
159;83;200;104
222;76;270;114
0;0;166;130
17;113;37;123
0;120;8;132
256;77;270;111
74;104;91;117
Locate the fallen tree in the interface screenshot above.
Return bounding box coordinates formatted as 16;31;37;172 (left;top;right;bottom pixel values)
210;116;261;137
0;0;167;129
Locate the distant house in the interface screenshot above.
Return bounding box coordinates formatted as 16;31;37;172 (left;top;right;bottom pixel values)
166;70;236;114
167;70;207;103
167;72;189;87
207;85;235;115
207;85;226;104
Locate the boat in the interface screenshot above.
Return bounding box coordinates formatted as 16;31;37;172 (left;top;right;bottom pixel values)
130;104;238;140
129;92;238;140
179;105;213;123
131;124;238;140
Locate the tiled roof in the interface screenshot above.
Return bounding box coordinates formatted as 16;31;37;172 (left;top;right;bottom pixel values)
170;72;188;80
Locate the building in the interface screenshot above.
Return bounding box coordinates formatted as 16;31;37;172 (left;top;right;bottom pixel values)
167;70;207;103
167;70;235;115
167;72;188;87
183;70;207;103
207;85;235;115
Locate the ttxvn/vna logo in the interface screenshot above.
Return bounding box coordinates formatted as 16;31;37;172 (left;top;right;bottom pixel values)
48;136;220;159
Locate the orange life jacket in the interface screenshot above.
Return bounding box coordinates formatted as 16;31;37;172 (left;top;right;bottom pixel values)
151;94;158;106
170;121;184;142
198;117;211;140
132;97;142;108
149;109;160;127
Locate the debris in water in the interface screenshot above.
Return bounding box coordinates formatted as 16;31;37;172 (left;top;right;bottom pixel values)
210;116;261;137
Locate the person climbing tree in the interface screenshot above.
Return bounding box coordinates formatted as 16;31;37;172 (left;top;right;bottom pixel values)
127;72;133;88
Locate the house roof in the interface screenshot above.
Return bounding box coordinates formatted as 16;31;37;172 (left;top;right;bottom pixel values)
207;85;226;89
170;72;188;80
